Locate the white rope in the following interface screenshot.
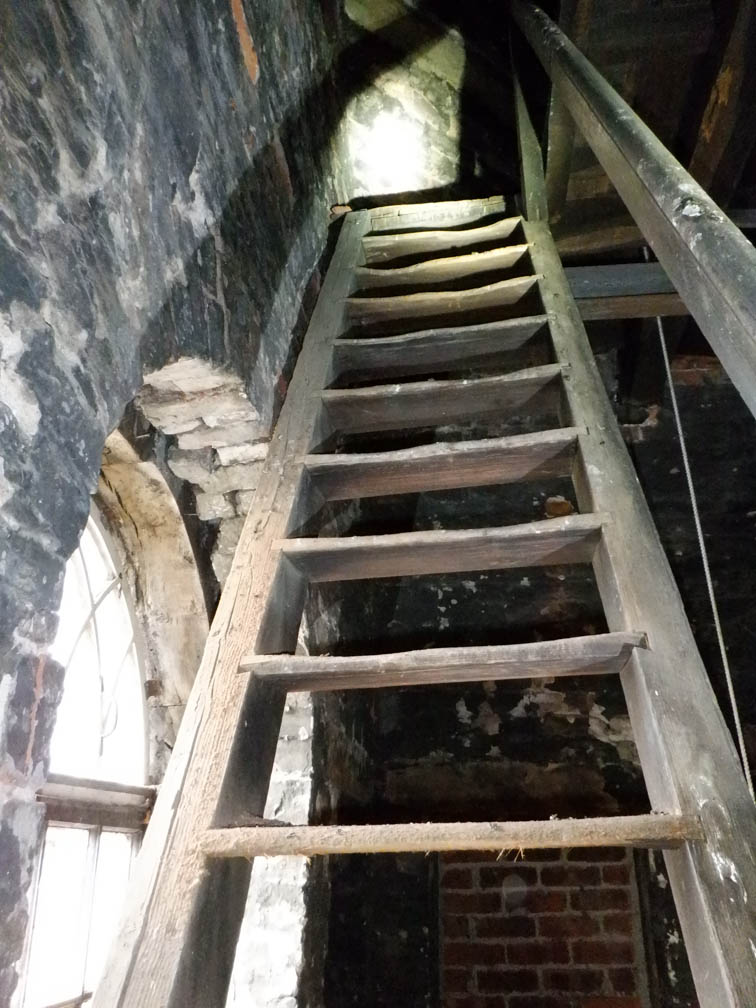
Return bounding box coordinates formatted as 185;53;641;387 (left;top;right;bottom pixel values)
648;264;755;800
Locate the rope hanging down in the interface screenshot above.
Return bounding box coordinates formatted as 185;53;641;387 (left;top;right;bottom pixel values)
648;255;755;801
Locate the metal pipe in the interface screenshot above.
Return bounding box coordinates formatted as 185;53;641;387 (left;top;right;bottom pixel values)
511;0;756;422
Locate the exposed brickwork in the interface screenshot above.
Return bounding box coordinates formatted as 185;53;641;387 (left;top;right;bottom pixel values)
440;848;647;1008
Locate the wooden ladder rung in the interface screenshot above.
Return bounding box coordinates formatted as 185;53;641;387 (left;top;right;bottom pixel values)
304;427;580;501
278;514;605;582
354;244;531;292
320;363;564;435
240;631;647;691
346;275;541;329
332;315;549;381
200;813;703;859
367;195;507;234
362;215;523;265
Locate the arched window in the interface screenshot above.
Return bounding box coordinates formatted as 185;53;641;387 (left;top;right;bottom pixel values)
19;513;151;1008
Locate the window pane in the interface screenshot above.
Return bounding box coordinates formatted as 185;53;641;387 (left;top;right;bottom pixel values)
23;827;90;1007
48;516;146;785
84;831;135;992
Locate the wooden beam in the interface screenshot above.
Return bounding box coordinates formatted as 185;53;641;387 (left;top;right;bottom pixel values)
332;316;549;382
513;0;756;423
564;262;687;319
320;363;563;435
367;195;507;233
354;245;531;292
304;427;580;501
240;631;647;691
201;813;703;858
361;216;523;266
280;514;605;583
688;0;756;206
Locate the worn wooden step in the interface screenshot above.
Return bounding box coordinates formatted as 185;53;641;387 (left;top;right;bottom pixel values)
201;813;703;858
346;275;541;333
279;513;604;582
241;631;647;691
331;315;550;383
304;427;580;501
354;244;532;293
362;215;524;265
319;363;564;436
367;195;507;234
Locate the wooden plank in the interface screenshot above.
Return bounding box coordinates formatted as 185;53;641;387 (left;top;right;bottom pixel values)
688;0;756;206
346;275;540;332
577;292;687;321
361;216;523;266
354;244;531;292
93;212;372;1008
240;631;647;691
201;813;703;858
523;212;756;1008
565;262;687;318
320;363;564;435
332;316;549;382
280;513;604;583
304;427;580;501
367;195;507;233
513;0;756;423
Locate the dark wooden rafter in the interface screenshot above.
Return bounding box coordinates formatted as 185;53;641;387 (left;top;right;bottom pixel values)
688;0;756;206
513;0;756;423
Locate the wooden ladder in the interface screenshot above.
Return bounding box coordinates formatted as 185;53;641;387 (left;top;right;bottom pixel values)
96;196;756;1008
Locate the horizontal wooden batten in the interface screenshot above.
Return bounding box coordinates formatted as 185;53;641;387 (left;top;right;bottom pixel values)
240;631;647;691
354;244;531;292
331;315;549;382
279;513;605;582
362;215;523;265
346;275;540;330
320;363;564;436
304;428;580;501
201;813;702;858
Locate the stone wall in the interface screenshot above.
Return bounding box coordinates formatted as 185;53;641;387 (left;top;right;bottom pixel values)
0;0;347;996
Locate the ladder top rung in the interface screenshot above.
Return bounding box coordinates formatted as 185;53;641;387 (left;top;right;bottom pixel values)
200;813;703;859
240;631;647;691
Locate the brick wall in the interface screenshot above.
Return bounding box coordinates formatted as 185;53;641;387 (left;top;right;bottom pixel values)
440;847;648;1008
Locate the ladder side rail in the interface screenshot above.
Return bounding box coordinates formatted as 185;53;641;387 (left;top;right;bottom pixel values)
512;0;756;423
92;211;372;1008
525;217;756;1008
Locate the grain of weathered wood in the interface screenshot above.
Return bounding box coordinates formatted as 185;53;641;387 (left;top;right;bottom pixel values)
304;428;579;501
566;262;686;321
240;631;646;691
346;274;540;331
201;813;703;858
367;195;507;233
331;316;549;382
361;216;523;266
320;363;564;435
354;245;531;292
280;513;604;583
92;212;372;1008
